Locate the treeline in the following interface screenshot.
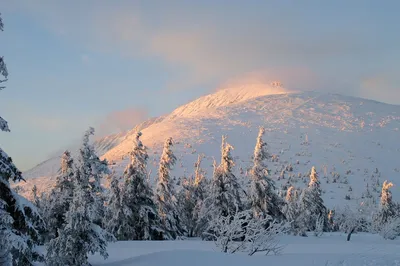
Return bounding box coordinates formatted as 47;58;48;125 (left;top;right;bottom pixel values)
2;125;399;265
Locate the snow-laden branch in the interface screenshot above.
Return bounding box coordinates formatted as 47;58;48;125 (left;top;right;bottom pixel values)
206;210;289;256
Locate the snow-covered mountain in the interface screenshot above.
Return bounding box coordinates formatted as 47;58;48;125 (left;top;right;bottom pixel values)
14;85;400;208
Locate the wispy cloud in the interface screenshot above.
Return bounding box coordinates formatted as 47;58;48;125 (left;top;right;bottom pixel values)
4;1;400;103
97;108;149;137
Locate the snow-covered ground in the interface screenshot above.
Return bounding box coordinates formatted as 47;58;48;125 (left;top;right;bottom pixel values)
83;233;400;266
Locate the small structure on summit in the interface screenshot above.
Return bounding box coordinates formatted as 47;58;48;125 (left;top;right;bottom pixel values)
271;81;283;87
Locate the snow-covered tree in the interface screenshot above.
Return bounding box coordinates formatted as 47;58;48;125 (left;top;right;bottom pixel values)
193;154;208;202
379;216;400;240
333;205;368;241
155;137;184;239
298;167;328;232
373;181;396;231
46;150;114;266
56;151;75;194
284;186;305;236
201;136;244;238
192;154;209;236
249;127;285;221
206;210;288;255
78;128;110;225
104;172;126;240
0;149;44;265
0;15;44;265
43;151;75;240
177;176;197;237
108;132;162;240
379;181;396;222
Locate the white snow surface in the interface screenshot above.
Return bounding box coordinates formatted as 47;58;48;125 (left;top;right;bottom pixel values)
15;86;400;208
34;233;400;266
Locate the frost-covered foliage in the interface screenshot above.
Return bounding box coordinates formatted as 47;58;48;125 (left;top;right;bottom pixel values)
298;167;328;232
177;154;210;237
379;216;400;240
0;150;44;265
206;210;288;256
106;132;162;240
249;127;284;221
201;136;244;238
104;172;125;240
174;154;209;237
192;154;209;236
78;128;110;225
373;181;398;235
177;176;197;237
155;137;184;239
43;151;75;241
46;163;114;265
375;181;396;224
80;127;110;193
284;186;305;236
336;206;367;232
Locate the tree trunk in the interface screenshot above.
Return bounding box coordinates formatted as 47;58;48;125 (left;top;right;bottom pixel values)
347;227;355;241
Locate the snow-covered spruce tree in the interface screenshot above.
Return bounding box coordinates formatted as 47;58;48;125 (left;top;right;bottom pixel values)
249;127;285;221
298;166;328;232
177;153;211;237
201;136;244;238
373;181;396;231
155;137;184;239
192;154;209;236
79;127;110;225
177;176;197;237
104;172;126;240
0;14;44;265
46;136;114;266
193;154;208;203
0;150;45;266
284;186;305;236
109;132;162;240
43;151;75;241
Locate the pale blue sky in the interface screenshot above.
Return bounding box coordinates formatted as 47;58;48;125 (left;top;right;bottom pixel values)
1;0;399;171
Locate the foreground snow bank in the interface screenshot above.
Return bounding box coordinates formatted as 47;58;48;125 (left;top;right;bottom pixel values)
87;233;400;266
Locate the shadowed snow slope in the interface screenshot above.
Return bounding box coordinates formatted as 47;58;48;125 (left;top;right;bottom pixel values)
15;85;400;209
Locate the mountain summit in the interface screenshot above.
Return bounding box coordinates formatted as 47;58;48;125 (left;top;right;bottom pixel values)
17;86;400;207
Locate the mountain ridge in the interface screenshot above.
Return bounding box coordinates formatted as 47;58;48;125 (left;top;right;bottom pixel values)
15;86;400;208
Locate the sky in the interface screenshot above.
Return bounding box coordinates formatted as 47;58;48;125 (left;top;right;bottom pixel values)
1;0;400;171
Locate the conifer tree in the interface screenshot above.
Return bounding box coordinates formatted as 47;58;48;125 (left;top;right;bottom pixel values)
46;129;114;266
192;154;209;236
104;172;125;240
44;151;75;240
177;176;197;237
298;166;328;232
155;137;184;239
0;14;43;265
249;127;285;221
373;181;396;228
201;136;244;239
284;186;305;236
79;128;110;225
108;132;162;240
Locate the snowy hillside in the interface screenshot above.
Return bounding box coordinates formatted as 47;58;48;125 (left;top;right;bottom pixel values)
14;85;400;208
